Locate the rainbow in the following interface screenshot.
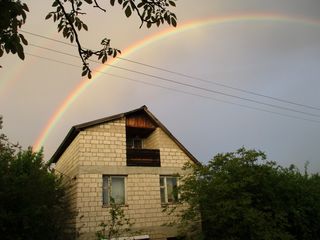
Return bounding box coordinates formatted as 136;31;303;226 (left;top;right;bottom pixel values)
0;27;58;96
33;13;320;152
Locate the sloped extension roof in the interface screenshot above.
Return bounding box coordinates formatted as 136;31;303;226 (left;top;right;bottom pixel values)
50;105;200;165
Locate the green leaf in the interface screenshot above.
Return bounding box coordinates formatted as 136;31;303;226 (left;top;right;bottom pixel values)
102;55;108;63
84;0;93;3
166;16;171;25
88;71;92;79
125;6;132;17
16;44;25;60
58;24;63;32
22;3;29;12
0;48;3;57
113;50;117;58
171;17;177;27
63;27;68;37
52;1;59;7
137;2;144;8
169;0;176;7
45;13;52;20
19;34;28;45
123;1;129;9
83;23;88;31
110;0;116;6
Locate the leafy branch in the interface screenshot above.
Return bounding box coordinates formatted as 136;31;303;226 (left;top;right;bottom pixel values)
0;0;29;65
46;0;177;78
96;199;135;240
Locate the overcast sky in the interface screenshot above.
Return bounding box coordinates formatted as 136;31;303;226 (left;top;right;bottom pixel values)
1;0;320;172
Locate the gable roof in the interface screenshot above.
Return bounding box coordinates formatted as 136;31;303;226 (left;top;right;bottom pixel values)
50;105;200;165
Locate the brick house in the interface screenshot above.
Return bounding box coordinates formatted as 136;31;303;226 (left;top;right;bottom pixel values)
51;106;199;240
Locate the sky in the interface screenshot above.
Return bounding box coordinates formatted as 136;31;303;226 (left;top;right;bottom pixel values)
1;0;320;172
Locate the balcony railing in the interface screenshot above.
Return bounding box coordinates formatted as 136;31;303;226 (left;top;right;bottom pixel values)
126;148;160;167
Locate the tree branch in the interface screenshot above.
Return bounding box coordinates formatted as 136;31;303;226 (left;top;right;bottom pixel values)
93;0;106;12
56;0;91;77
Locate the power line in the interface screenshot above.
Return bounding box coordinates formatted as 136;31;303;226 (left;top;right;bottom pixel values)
117;56;320;111
21;30;75;47
26;52;320;124
28;43;320;119
21;29;320;111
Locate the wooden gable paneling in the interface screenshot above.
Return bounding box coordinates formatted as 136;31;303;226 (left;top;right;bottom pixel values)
126;112;157;129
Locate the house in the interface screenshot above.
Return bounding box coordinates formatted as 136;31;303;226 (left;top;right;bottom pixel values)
51;106;200;240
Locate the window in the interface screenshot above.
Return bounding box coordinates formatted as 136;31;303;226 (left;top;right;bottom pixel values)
103;176;126;205
160;176;178;204
126;136;143;149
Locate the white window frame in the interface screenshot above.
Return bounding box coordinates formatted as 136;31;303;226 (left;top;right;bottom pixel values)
103;175;127;206
160;176;178;204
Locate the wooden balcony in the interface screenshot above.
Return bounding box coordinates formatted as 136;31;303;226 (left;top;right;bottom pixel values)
126;148;160;167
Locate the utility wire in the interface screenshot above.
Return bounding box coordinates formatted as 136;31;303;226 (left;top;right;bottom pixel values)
28;43;320;119
21;30;75;47
26;52;320;124
116;56;320;111
21;29;320;111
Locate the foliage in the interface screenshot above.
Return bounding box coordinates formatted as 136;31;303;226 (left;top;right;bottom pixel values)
46;0;177;78
96;199;134;240
175;147;320;240
0;0;29;63
0;117;71;240
0;0;177;77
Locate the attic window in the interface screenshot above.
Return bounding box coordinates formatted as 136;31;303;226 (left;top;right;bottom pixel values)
126;136;143;149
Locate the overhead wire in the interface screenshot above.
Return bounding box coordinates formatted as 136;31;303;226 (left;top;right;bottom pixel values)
28;43;320;119
21;29;320;111
26;52;320;124
116;56;320;111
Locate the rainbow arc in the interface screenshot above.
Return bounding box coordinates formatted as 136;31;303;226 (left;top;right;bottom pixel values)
33;13;320;151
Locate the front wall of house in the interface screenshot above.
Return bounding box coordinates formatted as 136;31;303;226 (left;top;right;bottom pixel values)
59;118;194;240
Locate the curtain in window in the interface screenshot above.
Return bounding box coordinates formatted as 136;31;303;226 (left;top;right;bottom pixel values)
111;177;125;204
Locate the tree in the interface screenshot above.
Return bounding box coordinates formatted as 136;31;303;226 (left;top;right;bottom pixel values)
0;116;72;240
0;0;177;77
174;147;320;240
95;199;135;240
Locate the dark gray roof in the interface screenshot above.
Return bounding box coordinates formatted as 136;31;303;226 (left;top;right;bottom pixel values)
50;105;200;165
